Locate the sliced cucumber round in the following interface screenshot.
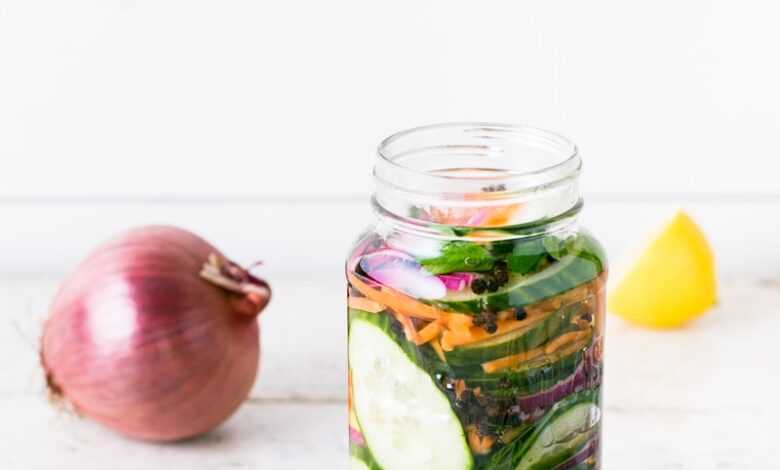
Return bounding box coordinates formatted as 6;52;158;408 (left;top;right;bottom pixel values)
514;390;600;470
349;310;474;470
425;234;605;314
444;303;583;367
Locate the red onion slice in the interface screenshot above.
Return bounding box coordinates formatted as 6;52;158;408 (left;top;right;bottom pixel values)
359;249;447;299
437;272;477;291
514;354;601;414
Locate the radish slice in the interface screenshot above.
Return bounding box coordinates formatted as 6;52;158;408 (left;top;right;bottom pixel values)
437;273;477;292
360;250;447;299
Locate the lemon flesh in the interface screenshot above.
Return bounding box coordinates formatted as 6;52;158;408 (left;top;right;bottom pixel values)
608;211;717;328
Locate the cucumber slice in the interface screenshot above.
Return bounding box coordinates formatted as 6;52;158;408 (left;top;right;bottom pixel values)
349;310;474;470
426;234;604;314
514;390;600;470
462;338;587;393
444;303;583;367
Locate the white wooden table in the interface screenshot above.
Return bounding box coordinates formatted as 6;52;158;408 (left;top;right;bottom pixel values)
1;274;777;469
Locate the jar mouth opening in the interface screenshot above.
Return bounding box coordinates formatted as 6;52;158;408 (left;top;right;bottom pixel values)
376;122;580;195
373;122;583;229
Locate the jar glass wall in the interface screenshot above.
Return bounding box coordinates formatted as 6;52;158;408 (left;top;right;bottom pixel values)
347;123;607;470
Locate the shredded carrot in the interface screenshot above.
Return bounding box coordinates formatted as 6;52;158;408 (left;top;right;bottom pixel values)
454;379;467;400
347;271;448;320
430;338;447;362
348;295;386;313
482;331;593;374
481;347;546;374
444;313;474;333
496;309;515;322
392;311;419;343
440;332;457;351
426;197;522;227
481;204;523;226
441;315;546;349
466;425;497;455
413;321;443;346
544;329;590;354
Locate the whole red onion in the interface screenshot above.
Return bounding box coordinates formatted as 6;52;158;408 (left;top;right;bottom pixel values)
40;226;271;441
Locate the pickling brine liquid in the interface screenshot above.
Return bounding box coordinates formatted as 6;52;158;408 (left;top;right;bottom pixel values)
347;123;606;470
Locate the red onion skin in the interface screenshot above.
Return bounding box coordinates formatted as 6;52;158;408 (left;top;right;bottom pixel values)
41;226;268;442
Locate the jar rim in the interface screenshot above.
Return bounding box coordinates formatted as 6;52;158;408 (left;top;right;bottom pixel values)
376;122;581;195
373;122;583;229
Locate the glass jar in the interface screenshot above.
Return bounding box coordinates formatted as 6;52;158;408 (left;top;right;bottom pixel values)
347;123;607;470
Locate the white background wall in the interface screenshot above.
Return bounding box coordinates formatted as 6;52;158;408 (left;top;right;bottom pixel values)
2;0;779;278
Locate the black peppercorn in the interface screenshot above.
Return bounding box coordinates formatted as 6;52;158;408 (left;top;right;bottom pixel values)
471;278;487;294
515;307;528;321
514;307;527;321
485;276;499;292
495;270;509;285
485;321;498;334
482;183;506;193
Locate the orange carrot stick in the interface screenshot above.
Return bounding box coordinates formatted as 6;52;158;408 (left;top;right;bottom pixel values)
413;321;443;346
347;295;386;313
347;271;446;320
430;338;447;362
481;347;545;374
543;329;590;355
392;311;419;343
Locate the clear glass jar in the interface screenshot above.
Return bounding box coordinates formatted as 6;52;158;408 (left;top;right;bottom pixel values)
347;123;607;470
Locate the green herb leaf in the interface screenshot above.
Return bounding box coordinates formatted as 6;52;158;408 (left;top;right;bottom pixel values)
542;236;565;259
420;242;495;275
507;238;546;274
488;238;515;257
543;234;582;260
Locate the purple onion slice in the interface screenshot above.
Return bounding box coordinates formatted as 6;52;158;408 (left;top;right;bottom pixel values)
359;249;447;299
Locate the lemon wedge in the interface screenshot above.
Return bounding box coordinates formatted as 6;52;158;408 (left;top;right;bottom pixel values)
608;210;717;328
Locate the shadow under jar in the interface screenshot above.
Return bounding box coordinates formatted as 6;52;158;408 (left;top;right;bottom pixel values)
347;123;607;470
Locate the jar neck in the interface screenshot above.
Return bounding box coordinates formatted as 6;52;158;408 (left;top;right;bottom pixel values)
372;197;582;243
372;123;583;238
